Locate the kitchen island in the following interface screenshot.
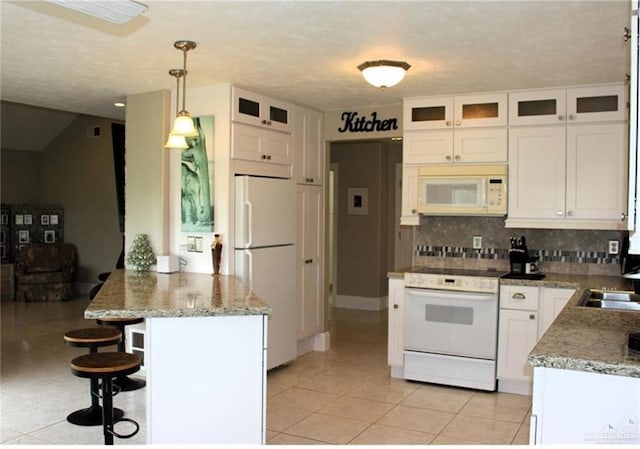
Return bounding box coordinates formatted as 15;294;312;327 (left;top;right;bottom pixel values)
86;269;271;445
519;274;640;445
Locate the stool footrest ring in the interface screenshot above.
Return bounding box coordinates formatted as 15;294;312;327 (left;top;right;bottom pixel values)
108;417;139;439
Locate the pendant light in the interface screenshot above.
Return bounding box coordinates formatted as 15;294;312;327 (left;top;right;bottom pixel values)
165;69;189;149
357;60;411;89
169;40;198;137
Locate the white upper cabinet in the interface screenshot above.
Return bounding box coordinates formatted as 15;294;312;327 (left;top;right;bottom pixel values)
400;165;419;226
508;84;626;126
566;84;626;123
403;93;507;130
231;122;292;166
292;106;324;185
232;87;293;133
507;123;628;229
508;89;567;126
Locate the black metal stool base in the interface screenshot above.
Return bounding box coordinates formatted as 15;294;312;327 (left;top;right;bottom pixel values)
67;405;125;426
113;375;146;392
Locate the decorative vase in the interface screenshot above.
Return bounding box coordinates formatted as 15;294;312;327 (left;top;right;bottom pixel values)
126;234;156;272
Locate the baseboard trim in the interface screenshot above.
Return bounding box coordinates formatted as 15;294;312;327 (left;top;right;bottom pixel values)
297;331;331;357
334;295;388;311
497;377;532;396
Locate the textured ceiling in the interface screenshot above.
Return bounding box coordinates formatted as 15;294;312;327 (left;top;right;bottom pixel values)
0;0;632;123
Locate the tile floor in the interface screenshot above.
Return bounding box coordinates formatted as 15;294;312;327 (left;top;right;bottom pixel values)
1;296;532;445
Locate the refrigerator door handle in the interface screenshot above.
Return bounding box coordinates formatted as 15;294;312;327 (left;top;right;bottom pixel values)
246;198;253;248
246;250;253;289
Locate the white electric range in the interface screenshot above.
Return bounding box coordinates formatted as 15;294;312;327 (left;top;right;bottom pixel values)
403;267;505;391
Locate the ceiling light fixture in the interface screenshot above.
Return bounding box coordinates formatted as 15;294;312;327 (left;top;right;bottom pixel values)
164;69;189;150
45;0;147;24
357;60;411;89
168;40;198;138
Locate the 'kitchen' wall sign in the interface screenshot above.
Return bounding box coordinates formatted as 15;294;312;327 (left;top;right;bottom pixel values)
338;111;399;133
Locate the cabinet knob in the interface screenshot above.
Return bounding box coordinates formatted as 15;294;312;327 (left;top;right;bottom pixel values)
261;154;267;160
556;210;564;216
261;119;268;125
445;155;452;161
393;304;399;309
411;209;417;215
567;210;574;217
568;114;576;121
266;155;272;160
621;212;627;221
529;314;536;320
624;26;631;42
454;155;461;161
455;120;461;126
558;115;565;121
446;120;452;127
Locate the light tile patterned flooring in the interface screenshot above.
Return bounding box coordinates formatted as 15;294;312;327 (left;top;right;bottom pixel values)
1;296;531;445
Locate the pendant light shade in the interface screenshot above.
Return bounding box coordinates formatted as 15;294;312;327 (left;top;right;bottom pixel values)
170;112;197;137
164;133;189;149
358;60;411;89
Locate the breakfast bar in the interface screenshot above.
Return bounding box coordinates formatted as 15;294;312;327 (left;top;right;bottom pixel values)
85;269;271;445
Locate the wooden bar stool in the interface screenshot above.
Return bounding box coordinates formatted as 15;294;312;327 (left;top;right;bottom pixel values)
70;352;141;445
97;317;146;391
63;328;125;426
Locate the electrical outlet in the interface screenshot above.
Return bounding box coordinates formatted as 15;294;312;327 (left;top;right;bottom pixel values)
608;240;619;255
473;236;482;249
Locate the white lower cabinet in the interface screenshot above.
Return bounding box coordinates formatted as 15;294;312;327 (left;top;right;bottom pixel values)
531;366;640;444
387;278;405;378
497;285;574;395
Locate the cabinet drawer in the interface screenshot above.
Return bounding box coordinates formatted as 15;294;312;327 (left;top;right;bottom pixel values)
500;285;539;311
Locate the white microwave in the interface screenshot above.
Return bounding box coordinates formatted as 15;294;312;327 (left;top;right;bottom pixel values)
417;165;507;216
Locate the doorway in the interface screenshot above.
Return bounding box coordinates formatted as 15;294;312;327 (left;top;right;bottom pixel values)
327;139;405;312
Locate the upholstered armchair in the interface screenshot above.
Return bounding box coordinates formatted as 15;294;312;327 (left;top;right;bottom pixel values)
15;243;76;301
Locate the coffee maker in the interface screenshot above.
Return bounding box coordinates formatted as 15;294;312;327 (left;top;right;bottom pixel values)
506;235;544;279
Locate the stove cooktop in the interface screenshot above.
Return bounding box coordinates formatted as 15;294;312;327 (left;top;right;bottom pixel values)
408;266;507;279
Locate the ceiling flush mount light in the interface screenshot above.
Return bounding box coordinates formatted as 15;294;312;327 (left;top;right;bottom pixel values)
357;60;411;89
45;0;147;24
169;40;198;138
165;69;189;150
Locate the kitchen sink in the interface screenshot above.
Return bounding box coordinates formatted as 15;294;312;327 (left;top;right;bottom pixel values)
577;289;640;311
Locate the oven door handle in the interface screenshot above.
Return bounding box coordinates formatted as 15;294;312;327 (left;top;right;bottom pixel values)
406;288;496;302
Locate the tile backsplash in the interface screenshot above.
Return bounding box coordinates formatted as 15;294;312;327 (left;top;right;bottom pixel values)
413;216;627;276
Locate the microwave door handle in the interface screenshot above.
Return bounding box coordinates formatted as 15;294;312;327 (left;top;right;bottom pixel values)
480;180;488;209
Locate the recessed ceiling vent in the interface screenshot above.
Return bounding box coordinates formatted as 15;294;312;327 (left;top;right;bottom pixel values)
87;126;102;138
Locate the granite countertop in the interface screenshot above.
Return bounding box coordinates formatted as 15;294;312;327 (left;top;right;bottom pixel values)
523;273;640;378
390;266;640;377
85;269;271;319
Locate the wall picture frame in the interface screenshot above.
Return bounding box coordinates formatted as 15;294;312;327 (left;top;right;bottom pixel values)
44;230;56;243
1;214;7;225
24;214;32;225
15;214;23;225
347;187;369;215
50;214;59;225
18;230;29;243
40;215;50;225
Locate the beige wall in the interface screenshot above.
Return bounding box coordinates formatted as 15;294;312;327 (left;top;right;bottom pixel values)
124;90;172;261
1;149;41;203
331;141;395;299
39;115;122;284
1;115;123;285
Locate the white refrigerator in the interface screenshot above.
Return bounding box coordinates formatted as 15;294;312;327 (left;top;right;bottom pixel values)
234;175;297;370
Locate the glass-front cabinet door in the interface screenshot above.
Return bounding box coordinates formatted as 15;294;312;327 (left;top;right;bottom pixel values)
453;93;507;128
508;89;567;126
403;96;454;130
232;87;292;133
566;84;626;123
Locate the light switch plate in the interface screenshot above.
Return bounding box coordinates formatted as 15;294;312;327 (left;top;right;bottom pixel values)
473;236;482;249
608;240;619;255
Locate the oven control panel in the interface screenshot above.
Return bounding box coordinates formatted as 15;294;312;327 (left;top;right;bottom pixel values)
404;273;499;293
